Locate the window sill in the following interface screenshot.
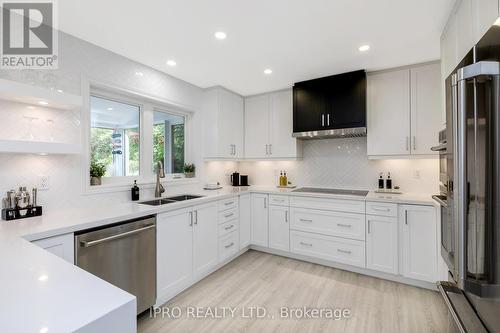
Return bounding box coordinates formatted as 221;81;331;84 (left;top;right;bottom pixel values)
83;177;200;195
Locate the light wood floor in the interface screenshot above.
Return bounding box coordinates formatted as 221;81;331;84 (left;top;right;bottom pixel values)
138;250;448;333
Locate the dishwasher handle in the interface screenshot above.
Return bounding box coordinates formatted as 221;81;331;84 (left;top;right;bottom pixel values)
79;224;155;248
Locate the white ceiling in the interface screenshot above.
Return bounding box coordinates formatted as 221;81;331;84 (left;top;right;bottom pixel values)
59;0;455;96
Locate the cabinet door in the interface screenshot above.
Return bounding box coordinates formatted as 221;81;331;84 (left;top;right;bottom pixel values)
193;203;218;279
473;0;499;41
367;69;411;156
410;63;442;155
32;233;74;264
366;215;398;274
269;205;290;251
269;90;300;158
239;194;251;248
157;209;193;302
244;95;270;158
219;89;244;158
251;194;269;247
400;205;438;282
293;84;326;132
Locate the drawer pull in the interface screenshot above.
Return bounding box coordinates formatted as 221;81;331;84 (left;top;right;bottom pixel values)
224;201;234;206
224;242;235;249
337;223;352;228
273;198;285;202
224;224;234;230
372;207;390;212
337;249;352;254
299;218;313;223
224;213;234;218
300;241;313;247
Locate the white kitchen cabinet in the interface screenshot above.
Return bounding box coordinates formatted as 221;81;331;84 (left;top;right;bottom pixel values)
366;215;398;274
367;63;440;157
203;87;244;159
400;205;438;283
192;203;219;279
269;205;290;251
157;202;218;303
367;69;411;156
239;194;251;248
410;63;442;155
473;0;499;41
32;233;74;264
251;193;269;247
157;208;193;302
244;90;302;159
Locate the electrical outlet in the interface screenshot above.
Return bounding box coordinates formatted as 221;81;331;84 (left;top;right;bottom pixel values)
38;175;50;190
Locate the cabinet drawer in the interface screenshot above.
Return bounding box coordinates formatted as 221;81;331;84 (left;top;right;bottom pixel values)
269;195;289;206
219;220;239;238
219;231;239;262
290;208;365;241
289;196;365;214
291;231;365;268
218;197;238;212
218;208;239;224
366;202;398;217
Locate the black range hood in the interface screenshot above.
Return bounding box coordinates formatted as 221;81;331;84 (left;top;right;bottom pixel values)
292;70;366;139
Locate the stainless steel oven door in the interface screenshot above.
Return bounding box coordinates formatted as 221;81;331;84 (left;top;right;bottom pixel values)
434;194;458;280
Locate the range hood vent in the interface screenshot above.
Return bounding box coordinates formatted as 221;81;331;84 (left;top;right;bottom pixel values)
292;70;366;140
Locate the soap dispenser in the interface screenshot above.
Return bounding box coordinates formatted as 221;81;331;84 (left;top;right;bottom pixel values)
131;180;140;201
386;172;393;190
378;173;384;189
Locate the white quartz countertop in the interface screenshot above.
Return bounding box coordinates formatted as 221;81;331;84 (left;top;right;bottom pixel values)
0;185;437;332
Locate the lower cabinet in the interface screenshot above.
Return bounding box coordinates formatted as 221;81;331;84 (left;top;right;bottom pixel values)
251;193;269;247
291;230;365;268
157;203;218;303
366;215;398;274
269;205;290;251
239;194;251;248
32;233;75;264
400;204;438;283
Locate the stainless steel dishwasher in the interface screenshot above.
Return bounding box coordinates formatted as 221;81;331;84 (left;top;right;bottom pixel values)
75;216;156;314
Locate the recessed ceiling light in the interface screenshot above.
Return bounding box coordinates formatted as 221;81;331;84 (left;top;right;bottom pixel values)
135;71;144;77
358;44;370;52
39;153;48;156
38;101;48;106
40;327;49;333
38;275;48;281
264;69;273;75
56;89;63;93
107;107;113;111
214;31;227;40
166;60;177;67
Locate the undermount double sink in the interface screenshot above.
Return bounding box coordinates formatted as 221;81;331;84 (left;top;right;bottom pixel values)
140;195;204;206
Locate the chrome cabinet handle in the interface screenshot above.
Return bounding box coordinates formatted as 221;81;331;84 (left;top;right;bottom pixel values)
321;114;325;127
367;220;371;234
413;136;416;150
224;224;234;230
372;207;390;212
337;249;352;254
299;218;312;223
79;224;155;248
225;242;234;249
189;212;193;226
224;213;234;218
194;210;198;225
285;211;288;223
337;223;352;228
300;241;312;247
269;144;272;155
264;197;267;208
327;114;330;126
405;210;408;225
406;136;409;151
224;201;234;206
265;144;268;155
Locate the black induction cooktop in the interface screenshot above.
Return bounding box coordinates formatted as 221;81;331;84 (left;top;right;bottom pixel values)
291;187;369;196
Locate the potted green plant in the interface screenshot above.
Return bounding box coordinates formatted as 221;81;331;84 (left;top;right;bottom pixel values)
90;160;107;186
183;163;195;178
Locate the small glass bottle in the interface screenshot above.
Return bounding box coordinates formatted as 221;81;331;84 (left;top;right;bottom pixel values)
386;172;392;190
378;172;384;189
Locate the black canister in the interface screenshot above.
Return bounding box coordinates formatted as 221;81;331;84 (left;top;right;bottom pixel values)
131;180;140;201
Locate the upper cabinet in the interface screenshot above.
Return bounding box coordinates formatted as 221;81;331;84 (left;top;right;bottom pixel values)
203;87;244;159
441;0;500;79
245;90;302;159
367;63;441;157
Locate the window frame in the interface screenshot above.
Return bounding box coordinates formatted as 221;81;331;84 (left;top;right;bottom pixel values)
82;79;195;194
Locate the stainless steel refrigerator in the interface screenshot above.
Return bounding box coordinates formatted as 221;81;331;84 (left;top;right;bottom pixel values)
438;24;500;333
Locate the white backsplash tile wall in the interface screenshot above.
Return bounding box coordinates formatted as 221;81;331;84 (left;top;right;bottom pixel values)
237;137;439;194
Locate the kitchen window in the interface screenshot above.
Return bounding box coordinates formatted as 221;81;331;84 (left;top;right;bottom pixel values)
90;95;140;177
153;110;185;174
